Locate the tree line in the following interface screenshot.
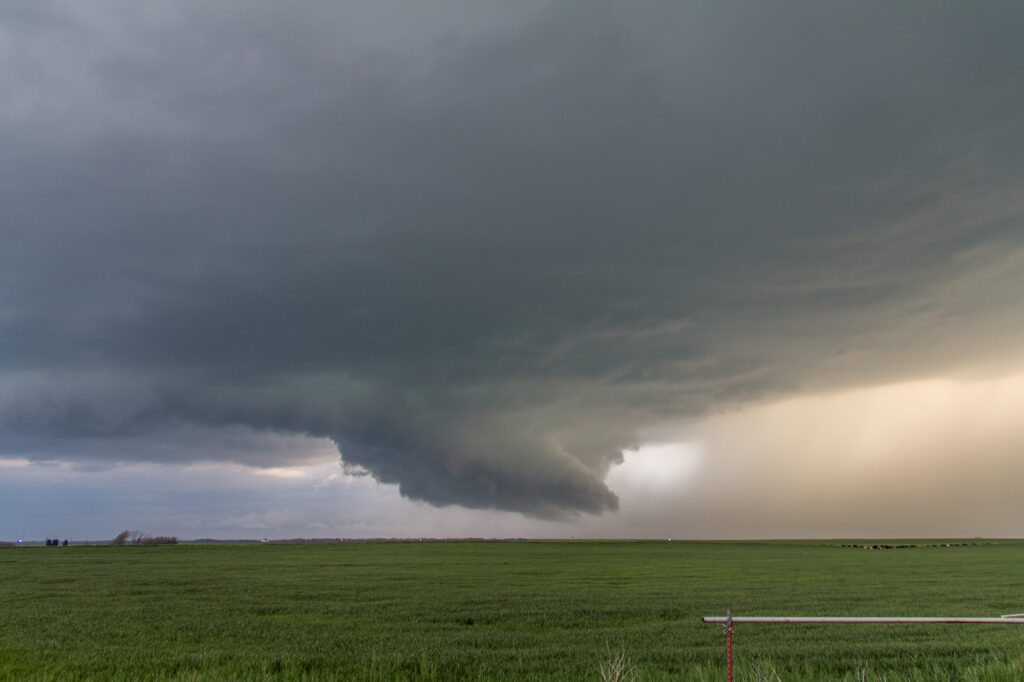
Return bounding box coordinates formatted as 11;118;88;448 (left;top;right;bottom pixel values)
111;530;178;545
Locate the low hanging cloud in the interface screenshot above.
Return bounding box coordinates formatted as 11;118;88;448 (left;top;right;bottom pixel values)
3;2;1024;521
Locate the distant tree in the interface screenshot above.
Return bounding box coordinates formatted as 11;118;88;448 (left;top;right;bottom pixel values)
111;530;178;546
139;536;178;545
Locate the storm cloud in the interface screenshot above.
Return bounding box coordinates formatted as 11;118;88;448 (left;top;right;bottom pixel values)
4;2;1024;521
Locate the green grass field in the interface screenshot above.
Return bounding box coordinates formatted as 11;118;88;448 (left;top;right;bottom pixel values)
3;540;1024;680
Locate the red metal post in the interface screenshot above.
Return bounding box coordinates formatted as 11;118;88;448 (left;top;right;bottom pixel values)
726;609;733;682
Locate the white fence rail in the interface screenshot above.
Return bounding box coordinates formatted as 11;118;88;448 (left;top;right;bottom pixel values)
703;615;1024;624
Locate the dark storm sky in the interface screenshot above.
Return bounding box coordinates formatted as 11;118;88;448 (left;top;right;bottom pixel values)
4;2;1024;536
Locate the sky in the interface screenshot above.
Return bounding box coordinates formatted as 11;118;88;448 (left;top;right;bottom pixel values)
3;2;1024;541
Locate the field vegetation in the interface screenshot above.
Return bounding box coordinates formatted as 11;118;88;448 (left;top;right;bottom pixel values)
3;540;1024;680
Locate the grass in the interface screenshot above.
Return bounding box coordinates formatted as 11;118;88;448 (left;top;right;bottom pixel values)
2;540;1024;679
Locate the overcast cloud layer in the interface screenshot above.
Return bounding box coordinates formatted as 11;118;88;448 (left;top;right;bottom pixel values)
4;2;1024;533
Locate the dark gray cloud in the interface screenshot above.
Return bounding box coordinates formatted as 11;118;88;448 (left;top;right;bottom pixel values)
3;2;1024;518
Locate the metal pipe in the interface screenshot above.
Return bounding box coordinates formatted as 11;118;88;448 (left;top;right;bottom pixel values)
703;616;1024;624
726;609;732;682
